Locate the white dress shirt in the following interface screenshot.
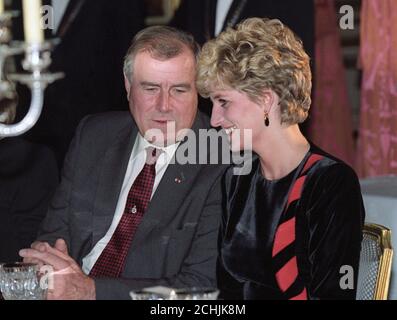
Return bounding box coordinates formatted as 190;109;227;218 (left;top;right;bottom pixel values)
215;0;234;36
82;134;180;274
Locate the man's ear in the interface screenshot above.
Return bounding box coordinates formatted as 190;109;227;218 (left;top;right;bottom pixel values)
124;75;131;101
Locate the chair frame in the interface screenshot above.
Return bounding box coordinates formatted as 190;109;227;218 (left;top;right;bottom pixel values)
363;223;393;300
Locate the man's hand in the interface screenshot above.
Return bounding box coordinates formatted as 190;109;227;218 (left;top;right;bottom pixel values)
22;241;58;268
19;239;96;300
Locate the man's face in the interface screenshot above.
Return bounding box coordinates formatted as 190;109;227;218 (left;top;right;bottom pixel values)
125;50;198;146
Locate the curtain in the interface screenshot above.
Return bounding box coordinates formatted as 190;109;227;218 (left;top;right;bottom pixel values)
308;0;355;166
356;0;397;177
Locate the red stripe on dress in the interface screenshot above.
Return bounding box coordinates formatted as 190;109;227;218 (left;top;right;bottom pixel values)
290;288;308;300
302;154;323;174
272;154;322;299
287;175;306;207
272;217;296;257
275;256;299;292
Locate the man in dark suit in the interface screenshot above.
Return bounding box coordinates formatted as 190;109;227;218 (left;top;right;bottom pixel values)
0;99;58;263
170;0;315;126
171;0;314;59
14;0;146;167
20;26;228;300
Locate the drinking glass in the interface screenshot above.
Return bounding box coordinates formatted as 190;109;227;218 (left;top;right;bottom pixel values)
129;291;169;300
168;287;219;300
130;286;219;300
0;262;46;300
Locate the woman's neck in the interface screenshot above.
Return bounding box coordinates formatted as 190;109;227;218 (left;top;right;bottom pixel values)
255;124;310;181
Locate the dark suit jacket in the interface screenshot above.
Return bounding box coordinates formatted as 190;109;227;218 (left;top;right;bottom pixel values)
37;111;229;299
0;138;58;262
170;0;315;118
171;0;314;60
13;0;146;166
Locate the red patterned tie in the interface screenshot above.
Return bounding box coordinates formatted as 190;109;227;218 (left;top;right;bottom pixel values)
90;147;160;277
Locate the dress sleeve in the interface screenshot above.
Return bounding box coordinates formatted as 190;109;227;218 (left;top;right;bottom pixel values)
216;170;244;300
301;163;365;300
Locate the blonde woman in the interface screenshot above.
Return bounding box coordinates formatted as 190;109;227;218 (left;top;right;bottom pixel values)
197;18;364;300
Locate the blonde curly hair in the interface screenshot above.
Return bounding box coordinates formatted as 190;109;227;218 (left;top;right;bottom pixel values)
196;17;312;125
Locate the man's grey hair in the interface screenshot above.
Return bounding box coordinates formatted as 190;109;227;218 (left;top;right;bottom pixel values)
123;25;200;82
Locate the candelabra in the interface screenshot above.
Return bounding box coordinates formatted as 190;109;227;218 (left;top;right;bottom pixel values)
0;11;63;137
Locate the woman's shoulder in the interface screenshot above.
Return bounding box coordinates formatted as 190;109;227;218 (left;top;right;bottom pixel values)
299;144;365;231
306;143;360;188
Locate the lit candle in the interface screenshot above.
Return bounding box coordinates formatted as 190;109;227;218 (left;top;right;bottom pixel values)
22;0;44;44
0;0;4;15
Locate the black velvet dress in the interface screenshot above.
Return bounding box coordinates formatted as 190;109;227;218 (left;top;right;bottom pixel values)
218;144;365;300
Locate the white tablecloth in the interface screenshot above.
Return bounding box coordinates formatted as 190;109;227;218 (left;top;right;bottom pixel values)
360;175;397;300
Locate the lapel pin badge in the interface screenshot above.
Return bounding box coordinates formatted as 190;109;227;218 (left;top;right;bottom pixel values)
175;173;184;184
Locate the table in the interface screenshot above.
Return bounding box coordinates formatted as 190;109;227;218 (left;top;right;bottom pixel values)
360;175;397;300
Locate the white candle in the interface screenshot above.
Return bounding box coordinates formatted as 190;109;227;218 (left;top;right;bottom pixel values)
22;0;44;44
0;0;4;15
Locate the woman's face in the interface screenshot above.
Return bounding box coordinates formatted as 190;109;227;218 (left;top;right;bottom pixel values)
210;88;266;152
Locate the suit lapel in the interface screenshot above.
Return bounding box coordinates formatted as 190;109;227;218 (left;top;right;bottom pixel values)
221;0;248;31
204;0;217;41
56;0;86;38
92;121;138;245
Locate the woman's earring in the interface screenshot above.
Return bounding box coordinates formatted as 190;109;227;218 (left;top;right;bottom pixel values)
264;111;270;127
